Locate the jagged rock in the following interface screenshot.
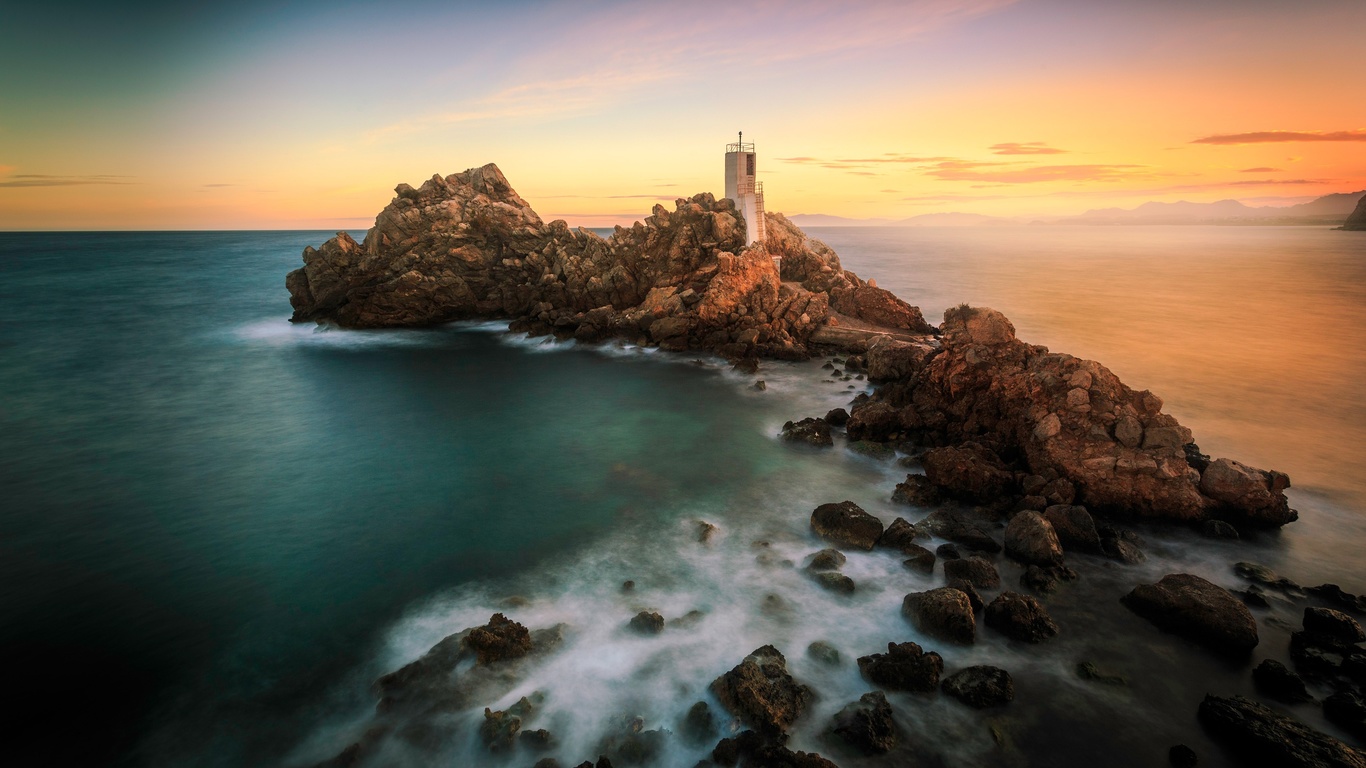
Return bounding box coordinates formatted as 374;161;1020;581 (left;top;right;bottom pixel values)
628;611;664;635
857;641;944;692
846;401;901;443
710;729;839;768
1122;574;1258;655
1253;659;1314;703
781;417;833;447
1236;561;1300;591
903;587;976;644
947;579;985;612
877;516;926;552
807;641;841;666
936;543;962;561
943;555;1001;589
1100;527;1146;564
520;728;555;751
480;707;521;752
1004;511;1065;567
1044;504;1102;552
810;500;884;550
919;509;1002;553
1304;607;1366;643
1020;564;1078;595
891;474;943;507
985;591;1059;643
942;665;1015;708
1306;584;1366;615
467;613;533;664
805;549;846;572
921;443;1015;503
710;646;811;735
865;337;934;380
1200;458;1297;527
902;545;937;575
831;691;897;754
848;440;895;460
696;520;718;544
1198;694;1366;768
680;701;716;746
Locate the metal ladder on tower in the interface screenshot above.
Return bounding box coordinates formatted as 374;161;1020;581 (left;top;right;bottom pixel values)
753;181;767;244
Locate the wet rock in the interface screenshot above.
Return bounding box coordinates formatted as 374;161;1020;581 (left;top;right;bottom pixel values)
848;440;896;460
985;591;1059;643
1235;561;1301;591
732;358;760;375
903;587;976;645
805;548;846;572
621;580;635;592
781;417;833;448
1200;458;1297;527
753;380;767;391
920;443;1016;503
944;555;1002;589
1020;564;1078;595
807;641;841;666
1197;694;1366;768
1324;692;1366;742
1253;659;1314;703
696;520;718;544
846;401;900;442
710;645;812;735
467;613;533;665
1306;584;1366;615
1201;519;1240;540
936;543;963;561
942;665;1015;708
1076;661;1127;686
533;759;562;768
1004;511;1064;567
1100;529;1146;564
831;691;897;754
520;728;555;751
710;729;839;768
876;517;926;552
812;571;856;595
1304;607;1366;643
598;723;667;766
480;707;521;752
1289;630;1361;675
1044;504;1102;553
1168;744;1198;768
857;641;944;692
824;407;850;426
810;500;884;551
947;579;985;613
628;611;664;635
902;545;937;575
1122;574;1258;656
680;701;716;746
1237;585;1272;608
892;474;943;507
920;510;1001;553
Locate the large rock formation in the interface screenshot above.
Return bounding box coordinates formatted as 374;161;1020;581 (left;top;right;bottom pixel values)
1342;194;1366;231
286;165;929;359
865;305;1296;527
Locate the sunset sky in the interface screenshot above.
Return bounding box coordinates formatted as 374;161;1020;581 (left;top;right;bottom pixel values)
2;0;1364;229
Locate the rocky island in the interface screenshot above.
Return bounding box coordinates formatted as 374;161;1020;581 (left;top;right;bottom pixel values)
288;165;1364;768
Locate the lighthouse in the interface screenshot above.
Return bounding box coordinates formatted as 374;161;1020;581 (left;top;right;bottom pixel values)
724;132;766;246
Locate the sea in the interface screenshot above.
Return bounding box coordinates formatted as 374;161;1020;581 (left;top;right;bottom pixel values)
1;225;1363;767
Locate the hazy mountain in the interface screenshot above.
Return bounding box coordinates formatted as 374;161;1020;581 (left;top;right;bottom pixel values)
789;212;1014;227
1057;190;1365;225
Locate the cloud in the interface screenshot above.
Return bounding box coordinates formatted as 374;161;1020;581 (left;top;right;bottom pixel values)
879;189;901;193
0;173;135;188
1238;167;1283;173
203;183;237;188
990;142;1067;155
925;162;1144;183
1193;129;1366;145
778;154;952;169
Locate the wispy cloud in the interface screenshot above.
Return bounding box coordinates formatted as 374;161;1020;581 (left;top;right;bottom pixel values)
1193;129;1366;145
0;173;135;188
925;162;1144;183
203;183;238;188
1239;167;1282;173
778;153;951;170
990;142;1067;155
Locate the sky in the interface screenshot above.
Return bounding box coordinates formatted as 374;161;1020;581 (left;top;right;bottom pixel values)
1;0;1364;229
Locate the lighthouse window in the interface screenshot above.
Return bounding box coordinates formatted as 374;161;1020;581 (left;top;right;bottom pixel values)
746;154;755;176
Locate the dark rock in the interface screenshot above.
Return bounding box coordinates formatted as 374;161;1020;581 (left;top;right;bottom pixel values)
533;759;562;768
805;548;846;572
1305;607;1366;643
1169;744;1199;768
480;707;521;752
1236;561;1301;591
1237;585;1272;608
920;510;1002;553
732;358;759;375
807;641;841;666
857;641;944;692
947;579;985;613
1076;661;1127;686
710;729;839;768
1198;694;1366;768
921;443;1016;503
1202;519;1240;540
628;611;664;635
846;401;900;442
781;417;833;448
942;665;1015;708
1253;659;1314;703
467;613;533;665
877;517;926;552
892;474;943;507
1100;529;1146;564
680;701;716;746
520;728;555;751
1044;504;1102;552
696;520;718;544
944;555;1001;589
985;591;1059;643
1343;194;1366;231
825;407;850;426
810;501;884;551
902;545;937;575
621;580;635;592
1122;574;1258;655
848;440;896;460
1020;564;1078;595
710;646;812;735
903;587;976;644
754;380;767;391
1004;511;1064;567
1200;457;1297;527
1307;584;1366;615
936;542;963;561
1324;692;1366;742
831;691;897;754
812;571;856;595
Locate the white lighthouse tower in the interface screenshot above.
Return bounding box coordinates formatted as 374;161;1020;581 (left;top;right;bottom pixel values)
724;132;766;246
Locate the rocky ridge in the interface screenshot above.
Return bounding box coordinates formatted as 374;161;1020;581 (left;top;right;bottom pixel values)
1341;195;1366;231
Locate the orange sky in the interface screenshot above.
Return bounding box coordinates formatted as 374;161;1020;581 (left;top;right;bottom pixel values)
2;0;1364;229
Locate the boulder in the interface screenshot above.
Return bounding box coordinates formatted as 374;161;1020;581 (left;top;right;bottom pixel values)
627;611;664;635
831;691;897;754
1043;504;1102;553
876;517;925;553
902;545;937;575
985;591;1059;643
920;444;1015;503
942;665;1015;708
710;729;839;768
824;407;850;426
1200;458;1297;527
891;474;943;507
1198;694;1366;768
710;646;812;735
1252;659;1313;703
947;579;985;613
1004;511;1064;567
919;509;1002;553
1122;574;1258;655
810;501;884;551
805;549;846;572
781;417;833;448
812;571;856;595
943;556;1001;590
480;707;521;752
903;587;976;645
857;641;944;692
466;613;533;665
1304;607;1366;643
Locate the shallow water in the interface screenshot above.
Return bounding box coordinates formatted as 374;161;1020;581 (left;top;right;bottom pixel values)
1;227;1363;767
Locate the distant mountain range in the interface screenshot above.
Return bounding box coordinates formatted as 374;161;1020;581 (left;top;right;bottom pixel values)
791;190;1366;227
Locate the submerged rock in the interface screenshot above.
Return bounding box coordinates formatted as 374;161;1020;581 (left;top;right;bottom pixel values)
1122;574;1258;655
627;611;664;635
831;691;897;754
710;645;811;735
919;509;1001;553
1197;694;1366;768
805;548;846;572
876;516;926;553
942;665;1015;708
1252;659;1314;703
710;729;839;768
985;591;1059;643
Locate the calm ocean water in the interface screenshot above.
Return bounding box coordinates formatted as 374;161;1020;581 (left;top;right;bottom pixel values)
1;226;1363;767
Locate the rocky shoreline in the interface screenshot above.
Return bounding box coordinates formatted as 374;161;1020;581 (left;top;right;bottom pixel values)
289;166;1364;767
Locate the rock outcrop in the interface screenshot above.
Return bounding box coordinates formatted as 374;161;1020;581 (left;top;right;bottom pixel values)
710;645;812;736
1198;694;1366;768
1342;194;1366;231
1122;574;1259;655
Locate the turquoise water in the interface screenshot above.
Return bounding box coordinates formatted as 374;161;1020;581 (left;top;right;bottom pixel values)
2;228;1364;767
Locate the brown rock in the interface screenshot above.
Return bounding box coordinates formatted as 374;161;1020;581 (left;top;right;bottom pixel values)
1198;694;1366;768
1122;574;1258;655
1004;511;1065;567
984;591;1059;643
710;646;811;735
466;613;533;665
1044;504;1102;553
921;444;1015;503
903;587;976;644
943;556;1001;589
857;641;944;692
810;501;884;551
